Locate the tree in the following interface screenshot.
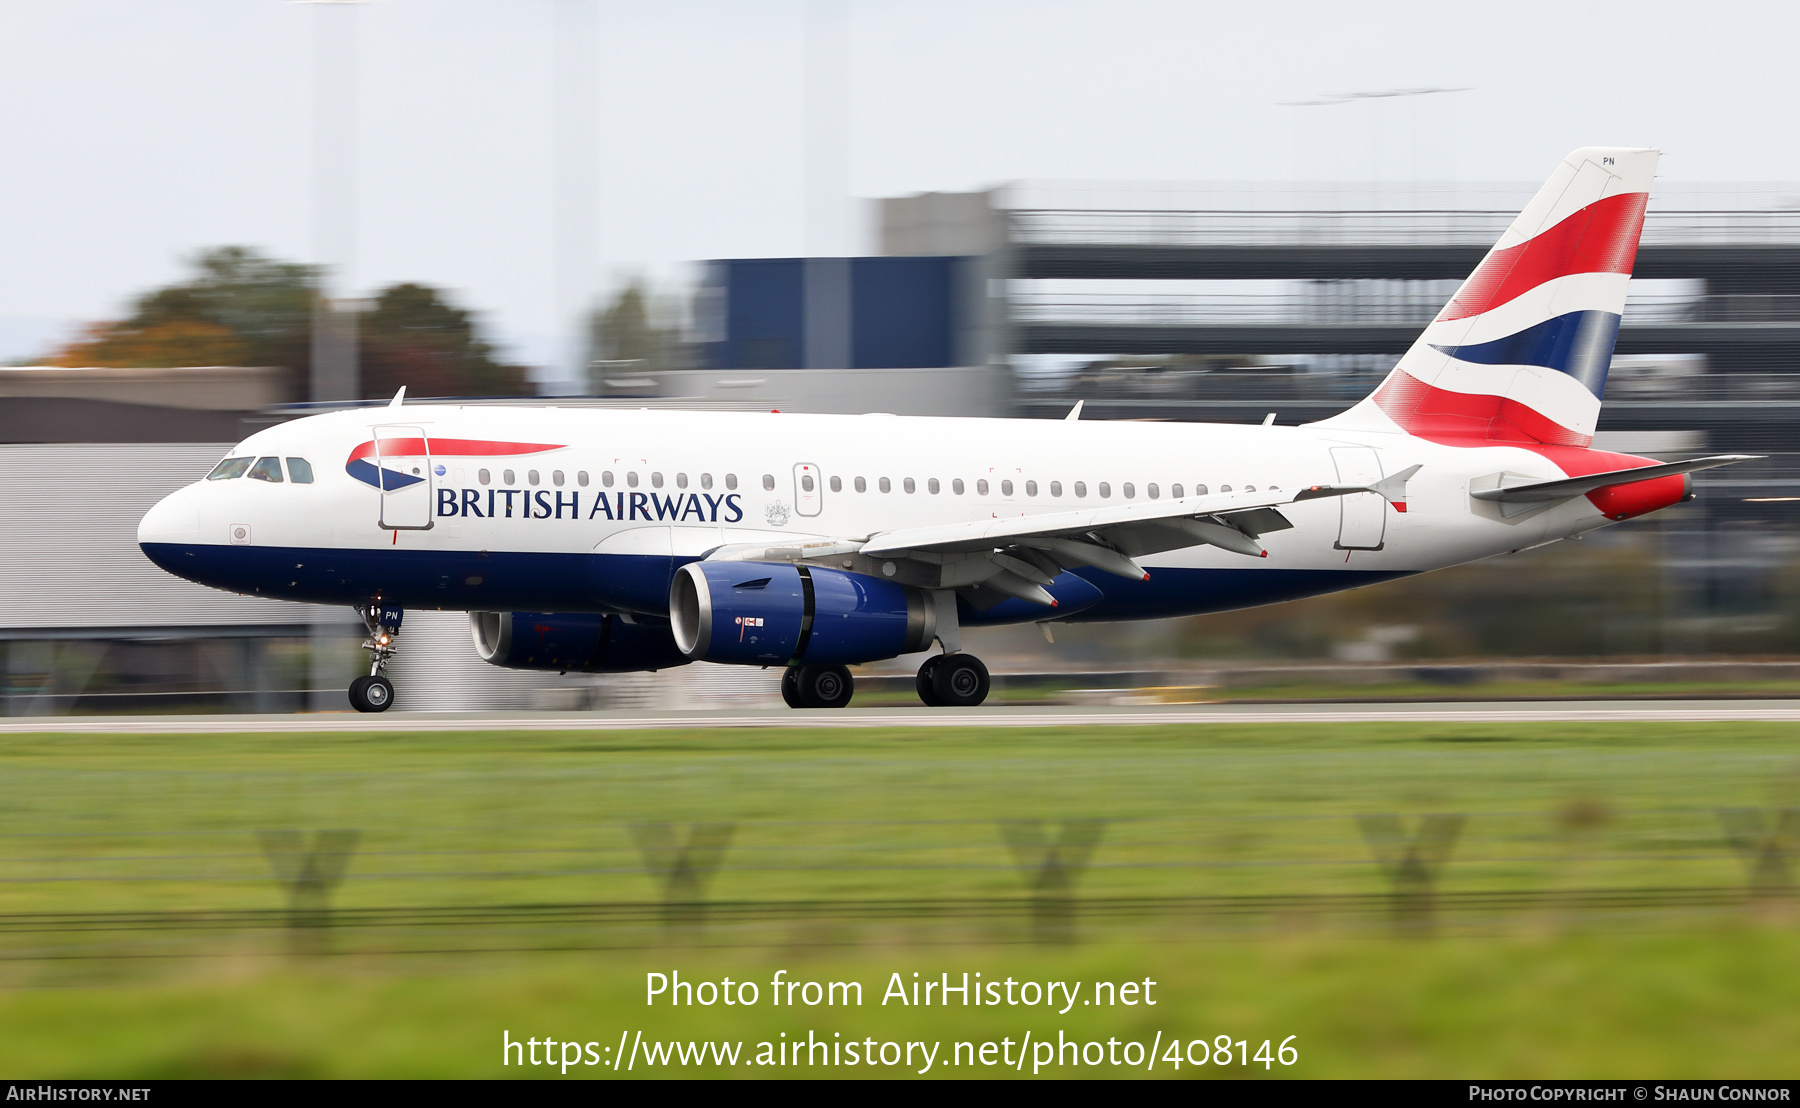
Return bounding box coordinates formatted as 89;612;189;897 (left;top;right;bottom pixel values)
44;247;315;380
358;283;530;400
41;247;533;400
586;281;687;391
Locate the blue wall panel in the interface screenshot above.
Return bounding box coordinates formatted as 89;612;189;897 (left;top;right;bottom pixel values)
704;256;965;370
850;256;957;369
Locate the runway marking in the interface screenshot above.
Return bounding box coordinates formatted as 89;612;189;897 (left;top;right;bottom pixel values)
5;702;1800;733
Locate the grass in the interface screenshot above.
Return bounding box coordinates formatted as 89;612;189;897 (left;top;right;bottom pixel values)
0;721;1795;1077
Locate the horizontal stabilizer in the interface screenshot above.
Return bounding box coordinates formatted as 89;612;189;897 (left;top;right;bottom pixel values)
1470;455;1758;504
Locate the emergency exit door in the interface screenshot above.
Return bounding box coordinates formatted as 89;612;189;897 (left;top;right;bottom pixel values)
372;424;434;530
1330;446;1385;550
793;463;822;517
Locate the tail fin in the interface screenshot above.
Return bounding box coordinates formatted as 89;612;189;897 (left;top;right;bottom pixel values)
1321;147;1659;447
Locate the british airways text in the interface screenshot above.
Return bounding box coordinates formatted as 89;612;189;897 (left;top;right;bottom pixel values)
437;489;745;523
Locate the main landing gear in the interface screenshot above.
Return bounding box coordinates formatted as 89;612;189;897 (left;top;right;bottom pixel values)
776;654;992;709
781;663;855;709
349;603;401;713
916;652;990;708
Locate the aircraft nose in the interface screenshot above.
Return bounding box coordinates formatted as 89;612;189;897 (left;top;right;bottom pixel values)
138;485;203;547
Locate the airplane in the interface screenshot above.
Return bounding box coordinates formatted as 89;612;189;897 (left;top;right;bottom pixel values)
138;146;1753;713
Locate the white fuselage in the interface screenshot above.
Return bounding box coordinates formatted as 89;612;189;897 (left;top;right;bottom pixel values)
137;404;1629;628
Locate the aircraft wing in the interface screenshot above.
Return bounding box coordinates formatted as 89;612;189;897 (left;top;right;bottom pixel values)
706;466;1422;609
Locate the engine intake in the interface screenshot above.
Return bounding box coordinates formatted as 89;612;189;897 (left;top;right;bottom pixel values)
670;561;935;665
470;611;690;672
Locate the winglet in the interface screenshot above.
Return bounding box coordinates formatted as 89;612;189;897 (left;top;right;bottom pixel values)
388;386;407;409
1371;464;1422;513
1065;400;1083;421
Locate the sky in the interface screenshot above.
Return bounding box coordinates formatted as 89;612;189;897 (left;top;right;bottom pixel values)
2;0;1796;389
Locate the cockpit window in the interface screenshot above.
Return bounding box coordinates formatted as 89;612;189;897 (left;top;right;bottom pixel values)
286;458;314;484
248;457;284;483
207;457;253;481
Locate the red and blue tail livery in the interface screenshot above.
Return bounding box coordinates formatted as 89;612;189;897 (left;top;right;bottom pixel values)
1330;147;1659;449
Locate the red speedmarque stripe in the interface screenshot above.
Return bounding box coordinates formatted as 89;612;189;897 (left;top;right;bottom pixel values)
1371;370;1592;447
1371;371;1684;521
346;438;565;462
1436;192;1649;322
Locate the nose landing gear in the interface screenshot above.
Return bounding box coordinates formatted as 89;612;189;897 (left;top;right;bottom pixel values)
349;604;402;713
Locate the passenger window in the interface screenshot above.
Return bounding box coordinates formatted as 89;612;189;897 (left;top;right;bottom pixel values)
928;478;940;494
1220;484;1232;493
1074;482;1087;498
1269;485;1280;492
1147;483;1158;499
1195;484;1208;495
830;476;842;492
602;471;614;487
651;472;664;488
528;470;540;486
552;470;565;487
1244;484;1256;492
1050;481;1062;497
879;477;891;493
952;478;965;495
1122;482;1134;499
762;474;775;491
802;474;815;492
479;468;491;485
1001;480;1013;496
578;471;590;487
1171;483;1183;498
700;473;712;490
726;474;738;490
1098;482;1111;498
626;472;639;488
285;458;314;484
855;477;867;493
1025;480;1037;496
504;469;516;485
977;479;989;496
248;456;283;483
903;478;915;493
207;457;252;481
676;473;688;489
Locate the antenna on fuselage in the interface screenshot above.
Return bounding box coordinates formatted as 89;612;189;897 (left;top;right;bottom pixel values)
1065;400;1083;421
388;386;406;409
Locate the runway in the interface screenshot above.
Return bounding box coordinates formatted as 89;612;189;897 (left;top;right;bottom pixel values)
4;700;1800;733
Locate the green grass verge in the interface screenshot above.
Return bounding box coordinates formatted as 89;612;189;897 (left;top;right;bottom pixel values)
0;721;1794;1077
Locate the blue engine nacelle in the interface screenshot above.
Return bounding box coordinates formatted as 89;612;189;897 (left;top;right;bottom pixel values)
470;611;692;672
669;561;936;666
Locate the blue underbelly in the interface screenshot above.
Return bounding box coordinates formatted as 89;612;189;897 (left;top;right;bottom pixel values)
140;542;1410;621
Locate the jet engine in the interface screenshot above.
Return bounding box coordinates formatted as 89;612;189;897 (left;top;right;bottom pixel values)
669;561;935;666
470;611;691;672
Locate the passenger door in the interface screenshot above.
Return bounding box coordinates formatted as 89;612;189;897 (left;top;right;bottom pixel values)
1329;446;1385;550
372;424;434;530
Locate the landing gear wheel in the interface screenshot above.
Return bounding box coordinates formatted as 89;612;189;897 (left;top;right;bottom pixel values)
916;655;945;707
780;667;803;709
349;674;394;713
797;664;854;709
931;653;990;708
